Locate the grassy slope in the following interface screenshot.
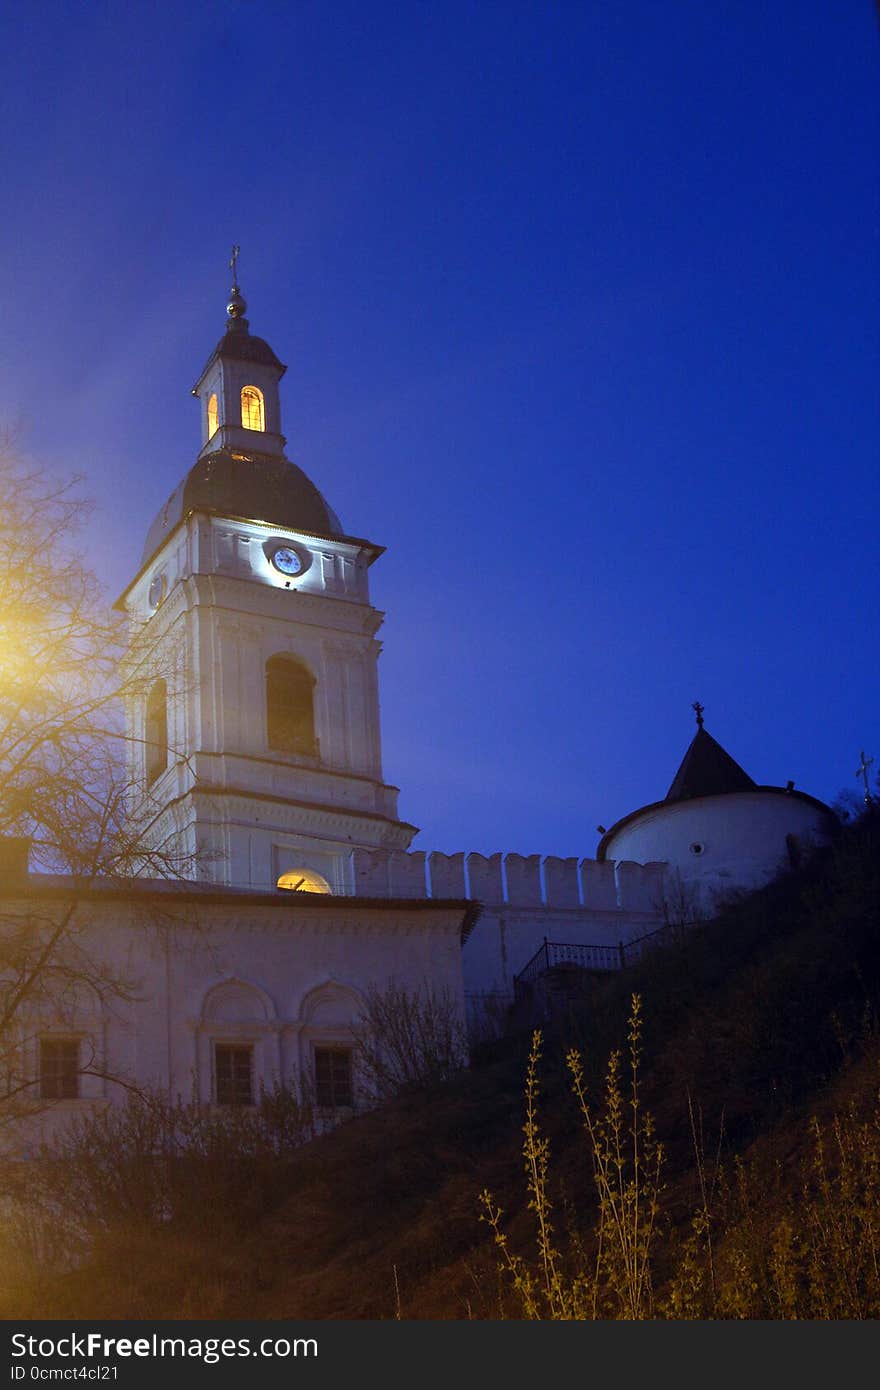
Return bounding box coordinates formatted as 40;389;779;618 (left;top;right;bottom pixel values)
3;809;879;1319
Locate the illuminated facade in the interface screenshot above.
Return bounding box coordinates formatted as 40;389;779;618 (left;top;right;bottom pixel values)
117;273;836;1017
0;271;840;1143
120;276;415;896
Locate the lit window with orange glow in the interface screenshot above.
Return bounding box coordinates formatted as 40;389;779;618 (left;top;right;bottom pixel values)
277;869;332;894
207;393;219;438
241;385;265;432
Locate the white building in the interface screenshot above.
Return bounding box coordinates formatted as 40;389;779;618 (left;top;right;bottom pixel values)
597;709;838;914
119;274;415;892
0;273;838;1132
1;853;474;1145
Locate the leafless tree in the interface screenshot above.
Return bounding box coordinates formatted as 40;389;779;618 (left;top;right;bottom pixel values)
352;978;468;1103
0;433;196;1127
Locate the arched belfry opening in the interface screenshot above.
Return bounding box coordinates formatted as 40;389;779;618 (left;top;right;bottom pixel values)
241;385;265;432
145;678;168;786
266;655;317;757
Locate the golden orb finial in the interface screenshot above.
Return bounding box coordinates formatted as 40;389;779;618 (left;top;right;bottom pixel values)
226;244;247;321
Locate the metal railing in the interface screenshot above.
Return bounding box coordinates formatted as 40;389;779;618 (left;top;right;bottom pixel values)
514;938;624;988
513;923;676;993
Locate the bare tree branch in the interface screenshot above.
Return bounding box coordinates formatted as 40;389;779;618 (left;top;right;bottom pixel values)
0;437;201;1126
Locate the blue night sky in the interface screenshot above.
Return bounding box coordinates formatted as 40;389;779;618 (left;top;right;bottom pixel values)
1;1;877;857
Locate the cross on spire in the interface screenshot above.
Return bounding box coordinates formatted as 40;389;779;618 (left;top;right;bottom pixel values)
692;700;705;728
855;749;874;805
225;245;247;323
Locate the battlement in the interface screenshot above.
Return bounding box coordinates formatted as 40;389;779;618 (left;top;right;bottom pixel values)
350;849;668;915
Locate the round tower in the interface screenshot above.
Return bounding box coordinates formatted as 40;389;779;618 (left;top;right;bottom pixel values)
597;706;838;910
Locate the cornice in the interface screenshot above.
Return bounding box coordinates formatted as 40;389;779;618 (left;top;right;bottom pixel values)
191;573;384;636
162;785;417;844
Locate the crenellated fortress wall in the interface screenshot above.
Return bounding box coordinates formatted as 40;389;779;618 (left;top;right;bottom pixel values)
349;849;670;1016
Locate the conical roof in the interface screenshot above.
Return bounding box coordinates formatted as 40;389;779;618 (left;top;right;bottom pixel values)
665;726;756;804
596;715;834;863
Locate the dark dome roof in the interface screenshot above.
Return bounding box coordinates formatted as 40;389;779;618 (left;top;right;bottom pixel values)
141;448;343;567
194;320;286;387
217;332;283;368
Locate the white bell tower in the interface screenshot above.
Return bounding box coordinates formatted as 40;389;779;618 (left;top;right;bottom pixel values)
118;261;416;892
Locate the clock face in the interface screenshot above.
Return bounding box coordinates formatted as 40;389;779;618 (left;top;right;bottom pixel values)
271;546;303;577
148;574;166;610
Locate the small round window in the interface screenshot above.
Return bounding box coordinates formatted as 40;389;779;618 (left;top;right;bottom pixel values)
148;573;166;610
689;841;706;857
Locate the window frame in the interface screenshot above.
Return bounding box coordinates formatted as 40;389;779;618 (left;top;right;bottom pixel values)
39;1037;81;1101
240;385;265;432
265;655;318;758
145;677;168;787
313;1044;354;1111
213;1041;255;1107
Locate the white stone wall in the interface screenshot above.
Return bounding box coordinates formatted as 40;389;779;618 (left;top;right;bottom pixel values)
349;848;669;1012
4;892;467;1154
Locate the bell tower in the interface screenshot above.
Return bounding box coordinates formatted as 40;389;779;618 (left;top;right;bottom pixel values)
192;248;288;460
118;258;416;892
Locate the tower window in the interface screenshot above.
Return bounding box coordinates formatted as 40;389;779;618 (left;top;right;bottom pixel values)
314;1046;353;1109
145;678;168;786
40;1038;80;1100
207;392;219;439
241;385;265;432
277;868;332;894
266;656;317;757
214;1043;254;1106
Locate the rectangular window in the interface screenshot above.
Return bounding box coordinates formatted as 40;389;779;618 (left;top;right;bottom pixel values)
320;553;337;590
214;1043;254;1106
39;1038;80;1100
314;1046;353;1109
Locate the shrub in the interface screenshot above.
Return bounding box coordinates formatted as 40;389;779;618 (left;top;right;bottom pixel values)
354;979;468;1103
7;1083;316;1267
481;995;664;1318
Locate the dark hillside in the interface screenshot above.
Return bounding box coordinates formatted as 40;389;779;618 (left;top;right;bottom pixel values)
2;807;878;1319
